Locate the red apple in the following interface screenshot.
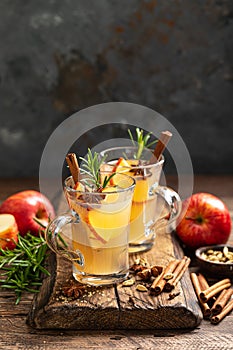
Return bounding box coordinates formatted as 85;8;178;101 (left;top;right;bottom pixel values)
176;193;232;249
0;191;55;236
0;214;19;250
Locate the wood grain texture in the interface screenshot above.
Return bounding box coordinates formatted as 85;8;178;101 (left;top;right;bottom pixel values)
27;225;202;330
0;177;233;349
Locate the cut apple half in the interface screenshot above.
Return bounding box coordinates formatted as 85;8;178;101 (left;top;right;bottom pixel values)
0;214;18;250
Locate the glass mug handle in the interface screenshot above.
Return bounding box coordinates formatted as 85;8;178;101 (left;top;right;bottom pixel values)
45;213;85;267
153;186;182;232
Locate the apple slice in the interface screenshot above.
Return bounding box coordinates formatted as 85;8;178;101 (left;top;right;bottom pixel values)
73;182;84;191
112;157;131;173
88;200;131;243
0;214;18;250
102;187;119;203
70;188;131;245
99;163;115;186
69;200;107;244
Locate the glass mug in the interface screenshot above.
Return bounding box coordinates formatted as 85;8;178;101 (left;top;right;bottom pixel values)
100;147;182;253
45;172;135;286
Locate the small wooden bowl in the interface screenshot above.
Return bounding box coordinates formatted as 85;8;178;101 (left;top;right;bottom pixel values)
195;245;233;278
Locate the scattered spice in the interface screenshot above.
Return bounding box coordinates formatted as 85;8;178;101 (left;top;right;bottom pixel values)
163;273;174;281
130;257;148;273
122;278;135;287
136;284;148;292
151;265;163;277
62;281;86;299
137;268;151;281
168;292;180;300
126;257;189;299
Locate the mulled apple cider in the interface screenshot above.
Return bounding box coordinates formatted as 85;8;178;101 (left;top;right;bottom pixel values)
100;146;181;253
46;157;135;286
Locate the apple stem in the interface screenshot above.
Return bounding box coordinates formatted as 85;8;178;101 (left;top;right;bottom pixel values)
185;216;204;224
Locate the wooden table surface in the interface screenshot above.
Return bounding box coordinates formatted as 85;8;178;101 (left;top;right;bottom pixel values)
0;176;232;350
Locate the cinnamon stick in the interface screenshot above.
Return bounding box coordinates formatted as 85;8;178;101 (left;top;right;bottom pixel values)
211;298;233;324
150;259;179;295
200;278;231;303
190;272;211;318
197;273;209;291
66;153;80;184
211;288;233;315
152;131;172;162
164;256;191;292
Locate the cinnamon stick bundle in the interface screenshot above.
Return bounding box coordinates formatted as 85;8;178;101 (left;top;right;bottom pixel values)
200;278;231;303
150;259;179;295
211;299;233;324
164;256;191;292
211;288;233;316
190;272;211;318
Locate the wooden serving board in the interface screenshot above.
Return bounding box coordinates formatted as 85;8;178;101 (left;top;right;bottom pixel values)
27;225;202;330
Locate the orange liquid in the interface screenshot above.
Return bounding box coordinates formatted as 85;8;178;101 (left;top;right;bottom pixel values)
107;159;159;244
73;240;128;275
69;191;132;276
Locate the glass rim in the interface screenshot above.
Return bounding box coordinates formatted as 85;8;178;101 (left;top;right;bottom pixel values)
100;146;164;168
64;173;136;195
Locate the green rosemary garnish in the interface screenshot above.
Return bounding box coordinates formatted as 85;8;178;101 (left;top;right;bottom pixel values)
0;232;50;304
128;128;157;159
79;148;115;190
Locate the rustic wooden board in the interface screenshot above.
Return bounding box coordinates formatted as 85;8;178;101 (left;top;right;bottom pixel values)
1;178;233;350
27;225;202;330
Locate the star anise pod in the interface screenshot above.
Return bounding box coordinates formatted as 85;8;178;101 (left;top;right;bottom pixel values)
62;281;86;299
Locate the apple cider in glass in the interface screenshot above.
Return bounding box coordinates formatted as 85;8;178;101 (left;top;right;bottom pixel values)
100;146;181;253
69;180;133;278
46;169;135;286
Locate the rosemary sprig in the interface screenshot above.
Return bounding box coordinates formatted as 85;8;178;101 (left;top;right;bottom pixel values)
128;128;157;159
79;148;115;190
0;232;50;304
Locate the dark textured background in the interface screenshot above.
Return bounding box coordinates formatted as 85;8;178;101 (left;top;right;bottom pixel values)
0;0;232;177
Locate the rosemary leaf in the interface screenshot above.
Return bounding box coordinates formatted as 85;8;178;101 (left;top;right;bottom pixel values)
79;148;114;190
0;232;50;304
128;128;158;160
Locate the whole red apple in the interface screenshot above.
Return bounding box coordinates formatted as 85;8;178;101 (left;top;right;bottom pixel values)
0;214;19;250
0;191;55;236
176;193;232;249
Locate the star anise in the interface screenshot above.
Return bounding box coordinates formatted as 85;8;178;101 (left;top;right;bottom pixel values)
62;281;86;299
